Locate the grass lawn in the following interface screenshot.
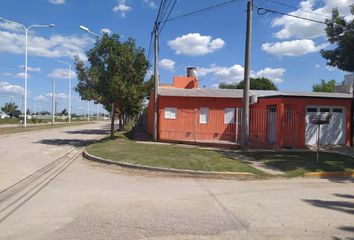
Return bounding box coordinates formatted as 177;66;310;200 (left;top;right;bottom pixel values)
86;131;267;176
0;121;96;135
242;152;354;177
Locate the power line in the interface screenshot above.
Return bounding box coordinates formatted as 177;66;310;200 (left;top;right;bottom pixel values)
158;0;177;34
260;0;324;17
160;0;239;24
255;6;326;24
147;32;153;61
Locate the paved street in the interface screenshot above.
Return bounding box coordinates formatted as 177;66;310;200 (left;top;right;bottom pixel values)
0;123;353;240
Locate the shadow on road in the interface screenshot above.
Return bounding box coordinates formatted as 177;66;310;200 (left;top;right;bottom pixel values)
64;129;109;135
303;199;354;215
36;139;98;147
334;193;354;199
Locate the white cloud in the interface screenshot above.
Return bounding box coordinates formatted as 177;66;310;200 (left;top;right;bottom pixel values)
113;0;132;17
15;72;30;79
261;39;329;57
143;0;157;8
0;22;23;32
326;65;337;71
47;68;76;79
1;72;13;77
48;0;65;4
0;30;93;60
45;92;68;100
168;33;225;56
159;58;175;71
101;28;112;35
253;68;286;83
315;64;321;68
271;0;353;39
34;95;48;102
0;81;24;95
197;65;286;83
18;65;41;72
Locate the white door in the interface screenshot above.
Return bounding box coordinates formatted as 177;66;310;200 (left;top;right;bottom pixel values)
268;106;277;144
305;106;346;145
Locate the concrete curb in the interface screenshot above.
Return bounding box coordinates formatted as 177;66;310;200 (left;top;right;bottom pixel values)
304;171;354;178
82;150;256;178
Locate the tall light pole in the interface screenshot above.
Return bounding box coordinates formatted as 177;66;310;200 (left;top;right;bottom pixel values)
52;79;55;125
54;60;74;123
0;17;55;128
87;101;90;122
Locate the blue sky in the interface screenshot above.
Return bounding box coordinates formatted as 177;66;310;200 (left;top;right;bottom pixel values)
0;0;353;113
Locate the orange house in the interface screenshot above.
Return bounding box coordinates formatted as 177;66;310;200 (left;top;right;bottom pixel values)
147;68;352;149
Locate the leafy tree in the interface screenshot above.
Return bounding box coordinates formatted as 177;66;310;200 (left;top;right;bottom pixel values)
60;108;68;116
312;79;337;92
1;102;19;118
75;33;149;137
321;5;354;72
219;77;278;90
144;75;155;98
39;111;51;115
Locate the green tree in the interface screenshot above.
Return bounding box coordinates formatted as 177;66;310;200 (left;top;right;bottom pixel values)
1;102;19;118
75;33;149;138
321;5;354;72
312;79;337;92
60;108;68;116
143;75;155;98
219;77;278;90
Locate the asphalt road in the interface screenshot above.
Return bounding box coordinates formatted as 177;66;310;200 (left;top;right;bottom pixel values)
0;123;353;240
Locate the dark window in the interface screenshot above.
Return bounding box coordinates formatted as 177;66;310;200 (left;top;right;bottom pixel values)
307;108;317;112
333;108;343;113
320;108;330;112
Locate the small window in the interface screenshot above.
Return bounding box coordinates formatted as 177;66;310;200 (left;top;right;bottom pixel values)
200;108;208;124
333;108;343;113
307;108;317;112
320;108;330;113
224;108;235;124
164;107;177;119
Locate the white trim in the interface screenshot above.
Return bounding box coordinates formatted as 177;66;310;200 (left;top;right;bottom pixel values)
199;107;208;124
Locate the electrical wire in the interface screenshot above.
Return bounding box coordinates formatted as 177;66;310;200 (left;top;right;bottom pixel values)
158;0;177;34
160;0;238;24
260;0;324;17
255;6;326;24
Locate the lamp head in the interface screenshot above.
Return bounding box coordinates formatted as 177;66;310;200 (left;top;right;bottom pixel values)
79;25;90;32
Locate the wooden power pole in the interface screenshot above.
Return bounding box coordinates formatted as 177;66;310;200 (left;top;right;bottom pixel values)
153;24;159;142
241;0;253;151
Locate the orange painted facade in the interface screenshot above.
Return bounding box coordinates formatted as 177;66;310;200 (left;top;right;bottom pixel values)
147;94;352;148
147;74;352;148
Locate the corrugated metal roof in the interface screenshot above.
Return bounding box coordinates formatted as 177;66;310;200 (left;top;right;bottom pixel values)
159;88;352;99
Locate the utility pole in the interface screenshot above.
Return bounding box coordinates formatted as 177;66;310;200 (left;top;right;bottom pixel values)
153;24;159;142
241;0;253;151
52;79;55;125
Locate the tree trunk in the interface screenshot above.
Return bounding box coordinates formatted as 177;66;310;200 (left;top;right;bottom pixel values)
118;115;123;130
110;102;116;138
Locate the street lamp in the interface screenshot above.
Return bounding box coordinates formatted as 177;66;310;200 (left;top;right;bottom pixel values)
79;25;101;38
54;59;74;123
0;17;55;127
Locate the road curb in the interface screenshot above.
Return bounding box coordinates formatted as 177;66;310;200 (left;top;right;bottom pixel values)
82;150;256;178
304;171;354;178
